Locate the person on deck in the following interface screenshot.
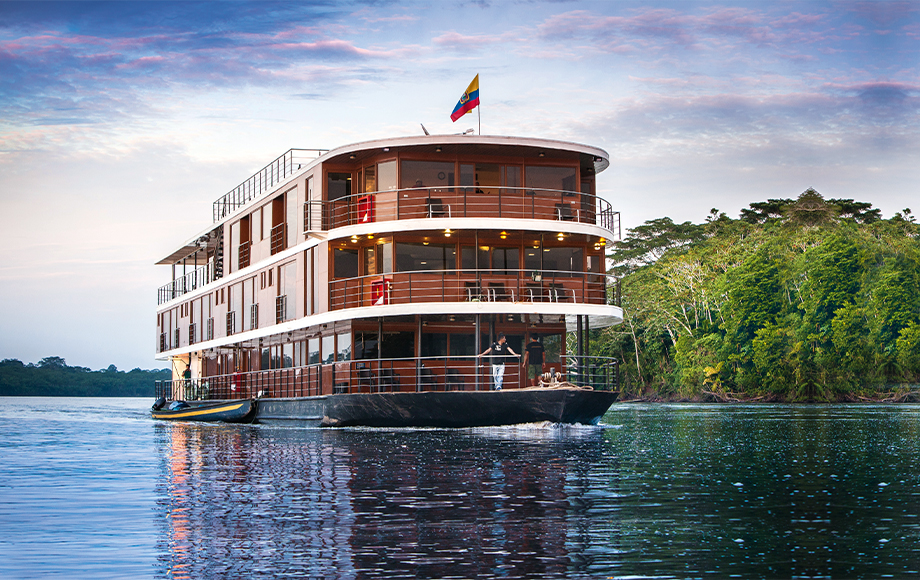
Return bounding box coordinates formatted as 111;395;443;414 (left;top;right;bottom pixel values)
478;333;519;390
523;335;546;387
182;364;192;398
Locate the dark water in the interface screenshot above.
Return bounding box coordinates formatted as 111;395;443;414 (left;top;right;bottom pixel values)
2;400;920;579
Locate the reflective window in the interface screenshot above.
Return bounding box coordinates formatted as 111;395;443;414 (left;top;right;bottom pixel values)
337;332;351;362
475;163;500;195
396;243;455;272
378;160;397;191
400;161;455;192
449;333;475;358
421;333;448;358
381;331;414;359
308;338;320;365
492;247;519;275
542;247;583;274
354;332;379;360
322;335;335;365
327;173;352;201
525;166;577;193
333;247;359;278
543;334;562;363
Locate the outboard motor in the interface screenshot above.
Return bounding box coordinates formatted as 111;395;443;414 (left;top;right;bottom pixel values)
152;397;167;411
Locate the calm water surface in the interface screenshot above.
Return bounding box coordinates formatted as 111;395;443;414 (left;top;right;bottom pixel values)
1;398;920;579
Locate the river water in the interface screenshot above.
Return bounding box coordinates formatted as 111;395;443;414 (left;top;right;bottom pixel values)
1;398;919;579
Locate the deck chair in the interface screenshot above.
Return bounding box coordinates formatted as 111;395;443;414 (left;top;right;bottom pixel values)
555;203;576;221
427;198;450;218
446;368;465;391
420;367;437;390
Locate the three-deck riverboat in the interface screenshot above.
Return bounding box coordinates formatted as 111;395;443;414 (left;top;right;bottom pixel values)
153;134;623;426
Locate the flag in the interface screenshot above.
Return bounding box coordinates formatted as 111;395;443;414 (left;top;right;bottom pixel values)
450;74;479;122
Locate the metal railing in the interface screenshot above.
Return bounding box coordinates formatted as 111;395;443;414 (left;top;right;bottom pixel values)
270;223;287;255
158;262;216;305
238;241;251;269
565;355;620;392
330;268;613;311
154;354;619;401
212;148;327;222
303;186;620;234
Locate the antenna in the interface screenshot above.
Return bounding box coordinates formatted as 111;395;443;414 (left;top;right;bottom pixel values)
421;123;430;135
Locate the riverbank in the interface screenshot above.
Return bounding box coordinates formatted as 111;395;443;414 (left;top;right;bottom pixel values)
619;386;920;403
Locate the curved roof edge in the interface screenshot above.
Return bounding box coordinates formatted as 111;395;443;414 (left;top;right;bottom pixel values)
320;134;610;174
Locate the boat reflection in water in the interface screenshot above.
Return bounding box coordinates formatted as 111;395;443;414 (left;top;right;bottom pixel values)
155;422;611;579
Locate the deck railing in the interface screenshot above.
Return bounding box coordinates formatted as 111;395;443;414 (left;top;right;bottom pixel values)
212;148;327;222
158;262;215;305
305;186;620;235
329;268;614;311
154;354;619;401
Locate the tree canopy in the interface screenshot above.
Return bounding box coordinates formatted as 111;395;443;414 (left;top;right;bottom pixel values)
0;357;169;397
601;189;920;401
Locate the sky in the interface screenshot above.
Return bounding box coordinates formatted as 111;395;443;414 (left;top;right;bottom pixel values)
0;0;918;371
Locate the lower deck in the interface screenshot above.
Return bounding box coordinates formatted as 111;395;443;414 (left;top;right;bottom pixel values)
161;313;615;400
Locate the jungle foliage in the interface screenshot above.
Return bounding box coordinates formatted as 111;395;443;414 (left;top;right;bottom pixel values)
0;356;170;397
599;189;920;401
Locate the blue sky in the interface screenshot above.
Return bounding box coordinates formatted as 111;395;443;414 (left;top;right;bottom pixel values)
1;0;917;371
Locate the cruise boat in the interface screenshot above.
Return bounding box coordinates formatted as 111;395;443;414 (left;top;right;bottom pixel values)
153;134;623;427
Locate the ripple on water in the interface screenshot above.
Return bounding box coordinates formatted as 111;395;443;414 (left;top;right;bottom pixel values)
4;400;920;578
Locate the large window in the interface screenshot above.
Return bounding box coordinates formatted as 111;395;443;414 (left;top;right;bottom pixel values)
492;247;519;275
322;335;335;365
477;246;519;275
355;331;379;360
449;333;476;358
337;332;351;362
378;160;397;191
327;173;352;200
400;161;455;192
381;331;414;359
542;247;583;275
525;166;578;193
396;243;456;272
543;334;562;363
421;333;448;358
334;247;359;278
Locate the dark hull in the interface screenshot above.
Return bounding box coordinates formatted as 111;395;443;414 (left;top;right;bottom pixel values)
260;388;618;428
152;399;255;423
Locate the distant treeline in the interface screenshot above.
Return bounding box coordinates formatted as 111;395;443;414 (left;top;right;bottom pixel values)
596;189;920;402
0;357;170;397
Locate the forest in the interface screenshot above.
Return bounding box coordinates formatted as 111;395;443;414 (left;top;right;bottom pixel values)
595;189;920;402
0;357;170;397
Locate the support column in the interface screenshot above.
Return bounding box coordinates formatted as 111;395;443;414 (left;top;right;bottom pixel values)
416;315;423;392
475;314;481;391
576;315;584;385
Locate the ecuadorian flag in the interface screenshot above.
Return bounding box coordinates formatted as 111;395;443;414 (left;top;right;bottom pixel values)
450;75;480;122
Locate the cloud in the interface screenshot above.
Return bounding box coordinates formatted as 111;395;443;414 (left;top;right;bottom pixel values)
534;5;845;57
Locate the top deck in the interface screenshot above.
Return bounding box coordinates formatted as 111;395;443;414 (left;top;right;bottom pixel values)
210;134;609;225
